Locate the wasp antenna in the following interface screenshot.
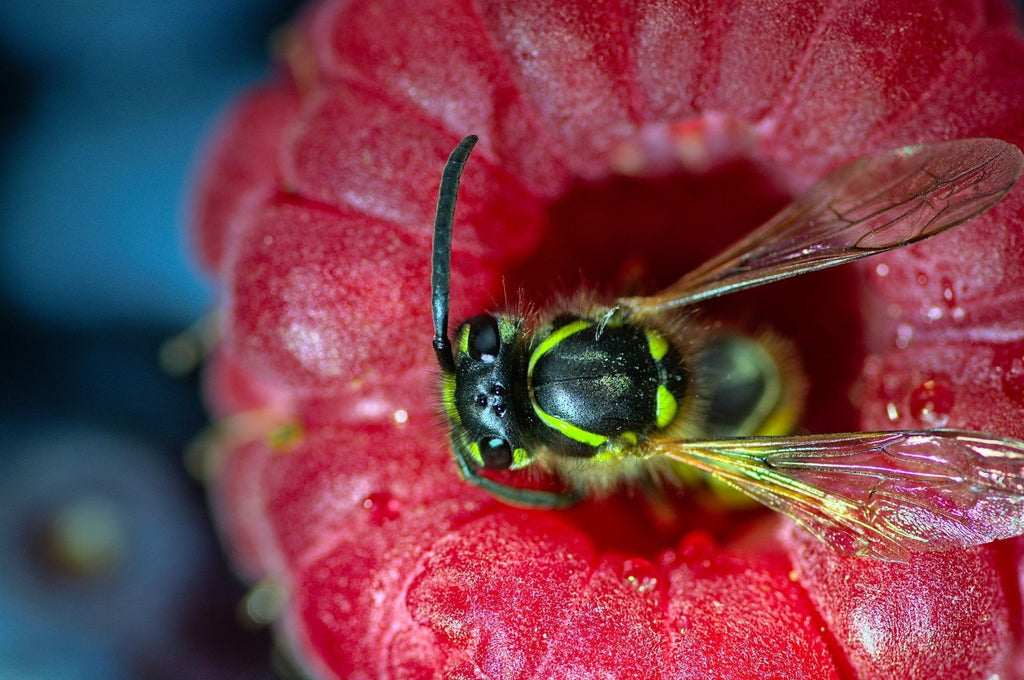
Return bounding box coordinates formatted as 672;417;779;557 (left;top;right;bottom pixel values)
432;135;479;374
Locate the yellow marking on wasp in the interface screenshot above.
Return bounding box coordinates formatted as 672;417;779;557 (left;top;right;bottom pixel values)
526;318;609;449
511;447;531;470
751;361;786;435
756;399;800;438
497;316;520;339
457;324;471;355
739;336;800;438
468;440;483;466
441;373;461;425
534;408;608;448
655;385;678;429
646;329;669;361
464;443;532;471
528;319;591;375
588;441;628;463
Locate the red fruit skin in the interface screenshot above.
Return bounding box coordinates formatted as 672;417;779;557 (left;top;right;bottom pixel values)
784;526;1015;680
191;82;301;276
664;537;840;680
190;1;1024;678
226;199;500;397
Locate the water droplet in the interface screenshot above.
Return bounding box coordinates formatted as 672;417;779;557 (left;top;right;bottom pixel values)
941;278;957;307
362;492;402;525
622;558;659;595
885;402;900;422
909;378;954;427
393;409;408;424
916;272;929;286
875;263;890;277
924;306;943;322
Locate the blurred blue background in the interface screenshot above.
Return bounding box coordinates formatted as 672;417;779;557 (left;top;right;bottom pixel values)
0;1;301;677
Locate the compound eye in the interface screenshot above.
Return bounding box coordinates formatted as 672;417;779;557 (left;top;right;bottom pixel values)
466;314;500;363
479;437;513;470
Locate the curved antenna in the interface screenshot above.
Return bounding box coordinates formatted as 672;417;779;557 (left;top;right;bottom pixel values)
431;135;478;374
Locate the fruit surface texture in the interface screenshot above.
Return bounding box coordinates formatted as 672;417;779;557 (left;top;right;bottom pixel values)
191;1;1024;678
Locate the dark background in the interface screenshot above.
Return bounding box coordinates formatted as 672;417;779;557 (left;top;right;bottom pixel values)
0;1;300;677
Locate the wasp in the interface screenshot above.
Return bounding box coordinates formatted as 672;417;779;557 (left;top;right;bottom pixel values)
431;134;1024;560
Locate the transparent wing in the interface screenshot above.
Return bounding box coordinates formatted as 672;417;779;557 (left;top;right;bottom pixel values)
619;138;1023;315
649;429;1024;561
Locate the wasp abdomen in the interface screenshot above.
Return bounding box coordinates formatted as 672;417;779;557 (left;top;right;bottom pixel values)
527;316;688;452
694;333;800;438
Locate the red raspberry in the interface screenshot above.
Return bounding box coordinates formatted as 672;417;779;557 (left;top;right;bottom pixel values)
191;1;1024;678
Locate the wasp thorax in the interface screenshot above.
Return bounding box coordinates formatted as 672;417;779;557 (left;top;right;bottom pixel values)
526;315;690;453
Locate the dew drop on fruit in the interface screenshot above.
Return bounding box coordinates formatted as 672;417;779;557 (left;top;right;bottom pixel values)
621;558;659;597
940;277;956;308
909;377;954;427
362;492;402;525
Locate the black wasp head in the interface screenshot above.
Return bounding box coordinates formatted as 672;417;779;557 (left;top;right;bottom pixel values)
449;313;532;472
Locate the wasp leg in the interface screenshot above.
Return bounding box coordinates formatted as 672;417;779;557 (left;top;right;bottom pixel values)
453;449;582;509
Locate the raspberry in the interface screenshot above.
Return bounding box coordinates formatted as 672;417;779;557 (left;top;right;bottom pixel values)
191;1;1024;677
